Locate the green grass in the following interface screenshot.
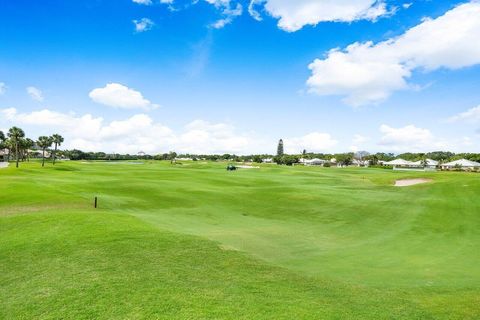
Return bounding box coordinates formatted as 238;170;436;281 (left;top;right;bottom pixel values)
1;160;479;319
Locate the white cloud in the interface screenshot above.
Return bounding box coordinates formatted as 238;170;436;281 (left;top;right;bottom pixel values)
0;82;6;95
1;108;103;141
0;108;259;154
307;1;480;106
350;134;369;152
89;83;159;110
377;124;448;152
258;0;390;32
403;3;413;9
248;0;263;21
133;18;155;32
26;86;44;102
133;0;152;4
176;120;251;154
352;134;369;144
447;105;480;123
205;0;243;29
284;132;338;153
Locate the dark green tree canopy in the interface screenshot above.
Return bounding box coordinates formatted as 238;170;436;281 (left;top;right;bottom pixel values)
277;139;284;156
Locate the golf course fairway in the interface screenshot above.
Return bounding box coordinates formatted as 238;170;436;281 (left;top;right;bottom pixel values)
1;161;479;319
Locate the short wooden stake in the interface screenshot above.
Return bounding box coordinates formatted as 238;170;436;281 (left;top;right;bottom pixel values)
94;196;98;209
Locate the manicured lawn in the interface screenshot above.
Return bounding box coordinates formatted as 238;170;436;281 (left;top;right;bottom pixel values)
1;161;479;319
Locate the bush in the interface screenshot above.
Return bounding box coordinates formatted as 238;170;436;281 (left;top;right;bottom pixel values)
274;155;299;166
323;163;331;168
369;165;393;170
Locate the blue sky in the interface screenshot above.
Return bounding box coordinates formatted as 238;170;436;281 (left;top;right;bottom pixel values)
1;0;479;154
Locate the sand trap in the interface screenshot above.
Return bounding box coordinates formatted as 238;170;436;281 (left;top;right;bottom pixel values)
394;178;432;187
0;162;9;169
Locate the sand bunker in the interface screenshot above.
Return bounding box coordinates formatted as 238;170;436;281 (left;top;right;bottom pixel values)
394;178;432;187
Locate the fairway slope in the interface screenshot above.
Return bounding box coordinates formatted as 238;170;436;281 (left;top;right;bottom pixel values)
0;211;439;319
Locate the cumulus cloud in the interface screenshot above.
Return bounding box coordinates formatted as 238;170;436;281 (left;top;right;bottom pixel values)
0;82;6;95
307;1;480;106
133;18;155;32
176;120;251;154
89;83;159;110
447;105;480;123
284;132;338;153
143;0;390;31
256;0;390;32
350;134;370;152
352;134;369;144
26;86;44;102
377;124;448;152
0;108;259;154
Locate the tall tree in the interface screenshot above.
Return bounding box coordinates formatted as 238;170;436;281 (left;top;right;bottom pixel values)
169;151;177;164
7;127;25;168
37;136;52;167
0;131;5;162
51;134;64;165
277;139;284;156
23;138;34;162
4;138;12;162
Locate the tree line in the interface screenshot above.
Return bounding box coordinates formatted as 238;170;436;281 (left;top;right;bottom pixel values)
0;127;64;168
2;131;478;166
34;150;480;165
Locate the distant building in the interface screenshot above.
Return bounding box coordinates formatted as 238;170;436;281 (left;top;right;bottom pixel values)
384;158;440;171
441;159;480;170
384;159;415;167
411;159;438;169
352;159;369;167
303;158;326;166
262;158;273;163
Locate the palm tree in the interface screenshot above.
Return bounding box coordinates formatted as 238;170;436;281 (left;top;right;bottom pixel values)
37;136;52;167
421;156;428;169
51;134;64;165
7;127;25;168
3;138;12;162
23;138;34;162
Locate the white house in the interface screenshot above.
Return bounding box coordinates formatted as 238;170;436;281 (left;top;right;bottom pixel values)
441;159;480;170
352;159;369;167
303;158;326;166
411;159;439;168
262;158;273;163
384;158;416;167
